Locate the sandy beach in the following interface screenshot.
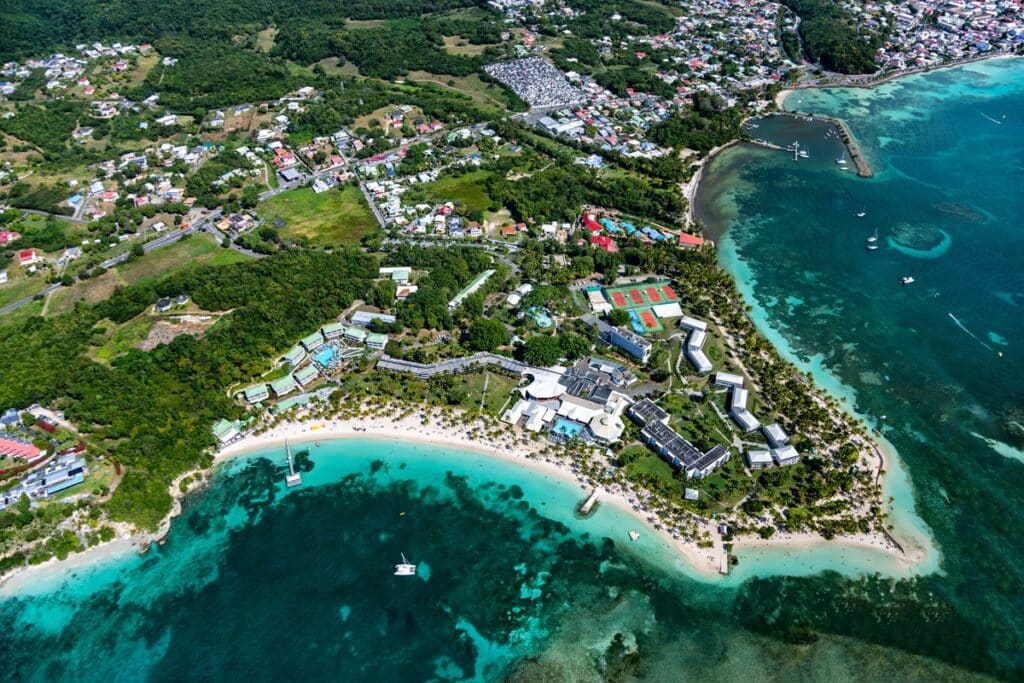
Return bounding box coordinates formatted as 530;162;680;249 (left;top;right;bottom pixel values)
0;399;932;592
222;409;728;578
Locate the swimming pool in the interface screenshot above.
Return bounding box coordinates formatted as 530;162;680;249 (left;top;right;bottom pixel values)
527;306;553;329
313;345;337;367
551;418;585;440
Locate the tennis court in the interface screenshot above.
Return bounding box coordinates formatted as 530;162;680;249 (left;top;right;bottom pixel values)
604;281;677;310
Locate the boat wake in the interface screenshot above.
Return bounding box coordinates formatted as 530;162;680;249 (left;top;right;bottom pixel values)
948;312;994;352
980;112;1002;125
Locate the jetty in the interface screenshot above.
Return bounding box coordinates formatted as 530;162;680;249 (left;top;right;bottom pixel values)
791;112;873;177
578;488;602;516
285;439;302;487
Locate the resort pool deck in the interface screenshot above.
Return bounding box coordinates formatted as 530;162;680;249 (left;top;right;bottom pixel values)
313;345;338;368
527;306;553;329
551;418;586;440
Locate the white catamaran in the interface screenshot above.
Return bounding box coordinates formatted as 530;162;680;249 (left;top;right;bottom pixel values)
394;553;417;576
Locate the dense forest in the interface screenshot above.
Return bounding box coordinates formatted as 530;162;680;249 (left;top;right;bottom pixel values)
0;0;488;61
0;250;377;529
648;93;747;153
780;0;881;74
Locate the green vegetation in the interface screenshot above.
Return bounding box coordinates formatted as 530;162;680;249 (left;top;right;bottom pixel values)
0;250;377;530
649;93;747;154
418;169;494;217
465;318;508;352
0;101;85;154
47;233;249;315
780;0;881;74
88;315;156;364
260;185;379;247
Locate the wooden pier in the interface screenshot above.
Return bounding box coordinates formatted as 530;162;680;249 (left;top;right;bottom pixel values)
578;488;602;516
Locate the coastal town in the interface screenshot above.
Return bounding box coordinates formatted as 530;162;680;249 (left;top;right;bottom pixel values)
0;0;1017;582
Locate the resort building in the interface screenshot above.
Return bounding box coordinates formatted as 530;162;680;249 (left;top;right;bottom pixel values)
379;266;411;284
771;445;800;467
448;269;496;311
745;449;774;469
292;365;319;387
21;455;86;499
627;398;669;427
679;316;708;333
685;329;713;374
243;384;270;404
715;371;745;389
366;332;388;350
282;345;306;368
321;322;345;340
763;423;790;449
627;399;730;478
585;288;612;314
269;375;297;398
212;419;241;445
601;325;652;364
501;399;557;433
344;326;367;344
507;283;533;307
301;331;325;352
729;388;761;433
0;436;42;462
351;311;397;327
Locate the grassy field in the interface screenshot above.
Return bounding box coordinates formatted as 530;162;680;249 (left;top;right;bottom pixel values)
420;170;494;215
47;233;249;316
441;36;492;57
260;185;379;247
255;27;278;53
87;315;156;364
404;71;512;113
0;266;49;310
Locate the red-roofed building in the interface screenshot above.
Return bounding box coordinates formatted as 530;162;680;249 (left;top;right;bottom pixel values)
677;233;705;248
0;437;42;462
0;230;20;246
582;213;602;232
591;235;617;253
18;249;39;266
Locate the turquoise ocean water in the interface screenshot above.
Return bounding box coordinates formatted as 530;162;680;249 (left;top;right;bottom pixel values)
1;59;1022;681
697;57;1024;677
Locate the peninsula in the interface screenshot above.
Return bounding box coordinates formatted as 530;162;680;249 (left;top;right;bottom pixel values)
2;0;1014;587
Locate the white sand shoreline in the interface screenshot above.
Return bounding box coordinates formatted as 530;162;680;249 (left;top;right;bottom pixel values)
1;404;932;593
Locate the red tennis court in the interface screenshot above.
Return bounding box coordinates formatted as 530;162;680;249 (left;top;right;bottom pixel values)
640;311;658;329
611;292;627;307
629;289;645;305
646;287;662;303
661;285;678;300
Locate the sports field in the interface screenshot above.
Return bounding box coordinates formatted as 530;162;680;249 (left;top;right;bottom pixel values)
603;281;677;310
604;281;678;334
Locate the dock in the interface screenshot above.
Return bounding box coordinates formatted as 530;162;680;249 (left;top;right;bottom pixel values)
578;488;602;516
285;439;302;487
789;111;874;177
719;553;730;575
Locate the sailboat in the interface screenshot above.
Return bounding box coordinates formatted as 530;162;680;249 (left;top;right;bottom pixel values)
866;228;879;250
394;553;417;576
856;208;866;217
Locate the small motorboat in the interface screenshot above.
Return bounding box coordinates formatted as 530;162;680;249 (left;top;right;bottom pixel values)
628;531;640;541
900;276;915;285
